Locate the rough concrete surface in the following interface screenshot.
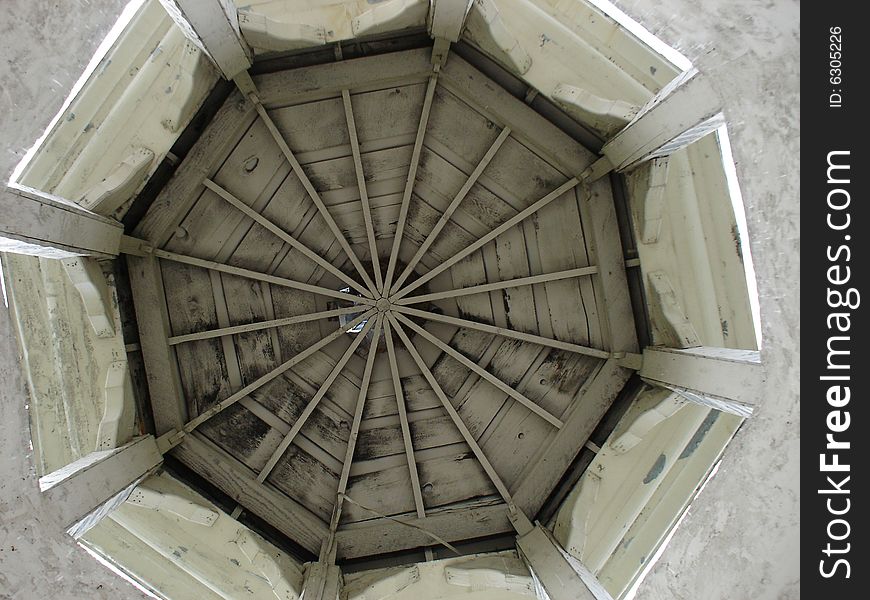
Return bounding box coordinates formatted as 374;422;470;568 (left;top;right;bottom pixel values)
613;0;801;598
0;1;147;598
0;0;800;598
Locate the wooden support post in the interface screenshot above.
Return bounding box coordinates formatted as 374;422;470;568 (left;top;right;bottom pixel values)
0;184;123;258
516;525;614;600
302;562;342;600
429;0;474;66
639;346;763;417
602;69;723;171
157;0;252;79
39;435;162;532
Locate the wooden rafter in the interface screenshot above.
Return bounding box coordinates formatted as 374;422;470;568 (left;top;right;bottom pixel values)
203;178;373;298
383;318;427;520
322;314;384;563
396;265;599;306
342;90;384;293
383;75;439;295
394;306;610;359
183;310;374;432
250;96;379;295
391;126;511;291
154;249;374;305
388;314;533;532
393;313;564;428
167;306;364;345
257;316;378;482
391;177;582;300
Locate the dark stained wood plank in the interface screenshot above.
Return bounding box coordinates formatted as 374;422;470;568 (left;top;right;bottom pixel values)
172;433;328;554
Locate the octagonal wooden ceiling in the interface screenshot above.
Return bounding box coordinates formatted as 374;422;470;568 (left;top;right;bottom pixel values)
127;46;636;562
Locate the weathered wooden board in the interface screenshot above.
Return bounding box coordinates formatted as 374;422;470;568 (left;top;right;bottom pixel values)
335;499;512;559
172;433;327;554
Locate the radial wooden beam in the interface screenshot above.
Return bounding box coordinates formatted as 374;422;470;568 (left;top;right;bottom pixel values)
203;178;373;298
395;306;611;359
250;97;379;295
391;177;582;300
167;306;364;345
154;248;375;305
393;313;564;428
391;126;511;291
388;314;533;532
183;310;374;432
342;90;384;293
322;315;383;563
383;318;427;520
396;265;599;306
383;75;439;295
258;316;378;482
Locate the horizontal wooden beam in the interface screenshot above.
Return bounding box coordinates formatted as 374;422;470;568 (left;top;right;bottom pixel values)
158;0;252;79
39;435;162;530
640;346;762;417
517;525;613;600
335;500;512;559
1;184;123;258
396;265;598;306
254;48;433;107
602;69;722;171
172;433;328;554
395;306;611;359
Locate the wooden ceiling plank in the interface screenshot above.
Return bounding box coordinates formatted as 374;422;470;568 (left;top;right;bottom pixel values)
322;315;384;563
394;313;563;429
397;265;599;306
257;317;378;482
391;177;581;300
183;310;374;432
395;306;610;359
383;75;439;295
383;318;427;520
342;90;384;294
254;48;433;108
512;359;633;517
392;126;511;291
249;96;379;296
172;432;327;554
389;314;532;532
167;306;364;345
203;178;372;298
153;248;374;305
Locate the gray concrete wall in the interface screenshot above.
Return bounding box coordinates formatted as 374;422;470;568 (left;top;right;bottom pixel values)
0;1;147;597
614;0;801;598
